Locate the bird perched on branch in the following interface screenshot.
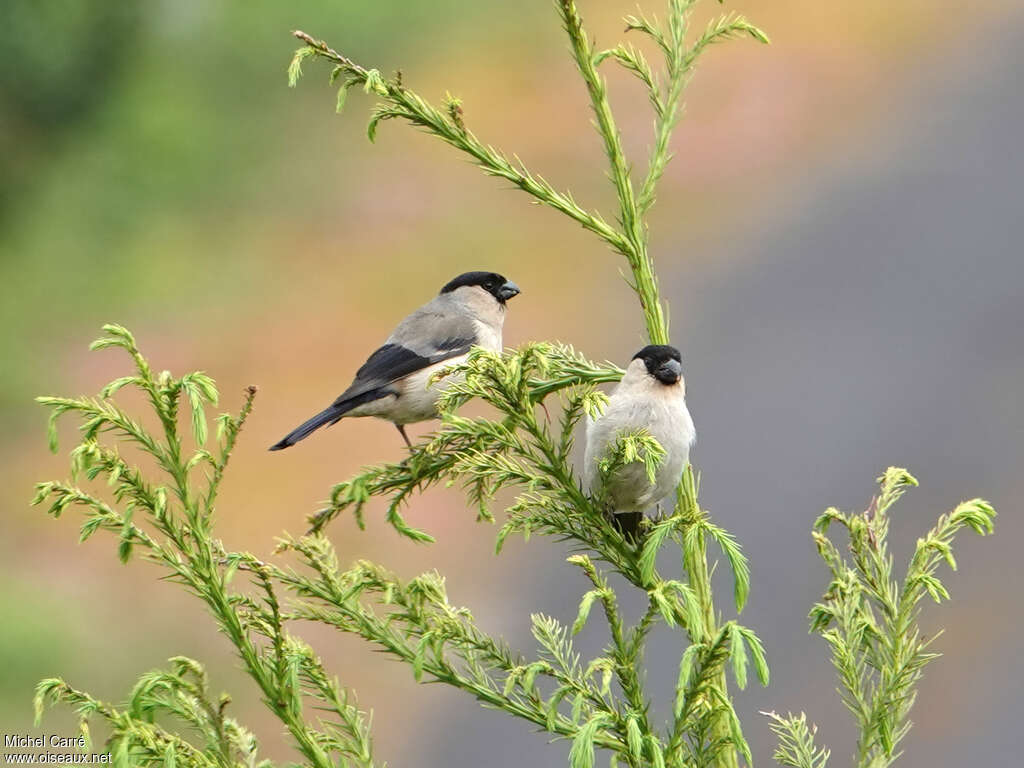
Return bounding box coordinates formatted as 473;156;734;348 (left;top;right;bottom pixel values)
584;344;695;537
270;271;520;451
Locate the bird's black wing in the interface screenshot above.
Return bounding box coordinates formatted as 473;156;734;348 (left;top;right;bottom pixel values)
333;310;478;406
334;340;465;403
268;308;478;451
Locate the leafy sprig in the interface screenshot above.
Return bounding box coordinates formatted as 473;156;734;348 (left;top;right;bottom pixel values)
34;326;375;768
35;658;271;768
767;469;995;768
764;712;830;768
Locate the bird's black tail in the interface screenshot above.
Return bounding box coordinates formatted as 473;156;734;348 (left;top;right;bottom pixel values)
268;389;389;451
269;405;345;451
612;511;644;542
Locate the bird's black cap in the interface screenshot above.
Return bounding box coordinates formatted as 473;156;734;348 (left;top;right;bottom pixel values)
440;271;521;303
633;344;683;384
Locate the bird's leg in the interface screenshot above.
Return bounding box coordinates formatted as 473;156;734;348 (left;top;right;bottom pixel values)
651;503;667;523
396;423;413;449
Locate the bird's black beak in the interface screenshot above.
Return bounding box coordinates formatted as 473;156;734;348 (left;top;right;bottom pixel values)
497;281;521;302
654;358;682;384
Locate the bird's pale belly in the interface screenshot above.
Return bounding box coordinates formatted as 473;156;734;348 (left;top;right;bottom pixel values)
345;356;467;425
606;450;686;510
585;393;695;512
389;372;446;424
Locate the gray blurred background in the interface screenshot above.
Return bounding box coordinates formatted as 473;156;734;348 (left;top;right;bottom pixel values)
2;0;1021;765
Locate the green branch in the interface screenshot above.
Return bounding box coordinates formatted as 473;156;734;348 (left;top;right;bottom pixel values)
557;1;642;252
35;658;273;768
291;31;630;257
779;468;996;768
34;327;374;768
273;541;629;754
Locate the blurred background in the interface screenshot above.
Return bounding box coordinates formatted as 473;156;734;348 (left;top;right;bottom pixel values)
2;0;1021;765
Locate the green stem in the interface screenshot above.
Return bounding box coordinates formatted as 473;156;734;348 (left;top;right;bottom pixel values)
638;0;691;214
573;558;652;766
558;2;641;243
205;384;257;514
279;564;627;754
293;31;631;257
557;0;669;344
677;484;739;768
142;381;336;768
195;547;334;768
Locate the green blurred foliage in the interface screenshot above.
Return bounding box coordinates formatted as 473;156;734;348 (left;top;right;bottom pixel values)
0;1;140;213
0;582;79;724
0;0;509;427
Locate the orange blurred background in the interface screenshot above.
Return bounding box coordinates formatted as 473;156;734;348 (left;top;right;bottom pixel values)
2;1;1021;765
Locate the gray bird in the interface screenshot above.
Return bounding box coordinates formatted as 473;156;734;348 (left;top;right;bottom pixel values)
583;345;695;535
269;271;520;450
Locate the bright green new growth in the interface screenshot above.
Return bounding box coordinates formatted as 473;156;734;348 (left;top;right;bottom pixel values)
35;658;272;768
35;325;374;768
763;469;995;768
30;2;994;768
